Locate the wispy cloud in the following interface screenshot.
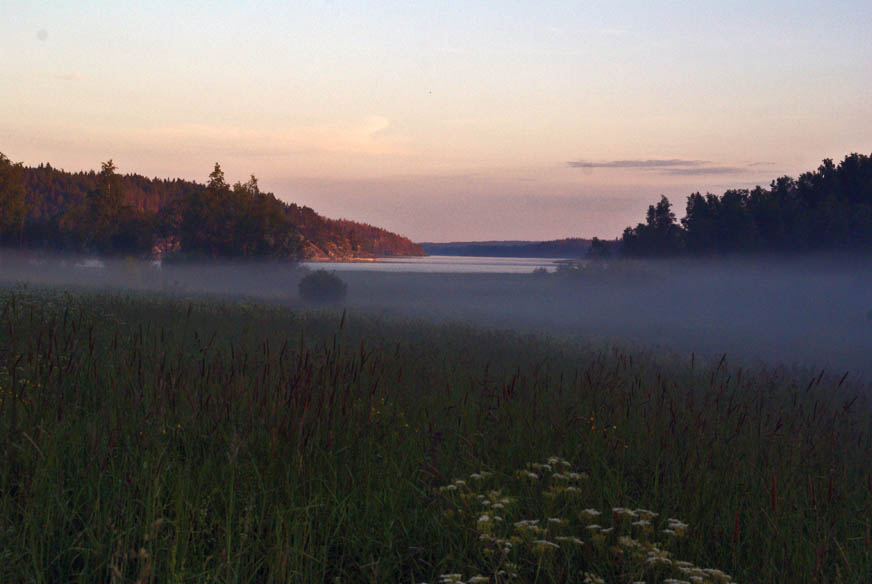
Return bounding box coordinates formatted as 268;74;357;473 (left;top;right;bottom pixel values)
131;116;409;157
661;166;746;176
568;158;766;176
600;28;629;37
567;159;707;169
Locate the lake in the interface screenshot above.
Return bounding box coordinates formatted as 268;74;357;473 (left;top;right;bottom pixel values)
301;255;570;274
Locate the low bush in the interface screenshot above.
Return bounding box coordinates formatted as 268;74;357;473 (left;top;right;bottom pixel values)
298;269;347;304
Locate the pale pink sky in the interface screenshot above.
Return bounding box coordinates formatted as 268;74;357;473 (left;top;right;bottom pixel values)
2;1;870;240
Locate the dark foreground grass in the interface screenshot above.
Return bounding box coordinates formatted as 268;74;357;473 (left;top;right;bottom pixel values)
0;288;870;583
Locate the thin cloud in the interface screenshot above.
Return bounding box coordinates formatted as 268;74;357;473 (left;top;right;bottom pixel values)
567;159;707;169
131;116;409;157
600;28;629;36
661;166;746;176
567;158;761;176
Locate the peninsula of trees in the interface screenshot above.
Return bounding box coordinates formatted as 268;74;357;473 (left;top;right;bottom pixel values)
619;153;872;256
0;154;425;260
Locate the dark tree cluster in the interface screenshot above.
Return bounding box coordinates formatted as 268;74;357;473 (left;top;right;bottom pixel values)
620;153;872;256
167;164;302;259
586;237;616;260
0;154;425;260
0;153;27;247
20;162;197;220
56;160;156;255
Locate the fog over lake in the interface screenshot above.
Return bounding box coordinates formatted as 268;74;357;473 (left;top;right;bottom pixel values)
303;255;565;273
2;251;870;382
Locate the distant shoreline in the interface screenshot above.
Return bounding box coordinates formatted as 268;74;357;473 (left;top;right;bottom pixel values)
418;239;590;258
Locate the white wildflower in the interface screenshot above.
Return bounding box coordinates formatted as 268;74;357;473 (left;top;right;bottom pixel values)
667;518;689;536
533;539;560;550
634;509;659;520
579;508;601;519
618;536;641;549
612;507;638;518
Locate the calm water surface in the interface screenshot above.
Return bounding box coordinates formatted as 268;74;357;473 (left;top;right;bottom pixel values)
302;255;569;274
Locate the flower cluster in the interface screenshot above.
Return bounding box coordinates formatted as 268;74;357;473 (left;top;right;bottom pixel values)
432;456;736;584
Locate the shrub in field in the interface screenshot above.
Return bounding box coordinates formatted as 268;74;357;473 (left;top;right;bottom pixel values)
298;269;347;304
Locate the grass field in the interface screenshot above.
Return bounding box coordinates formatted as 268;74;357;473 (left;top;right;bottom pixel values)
1;287;870;582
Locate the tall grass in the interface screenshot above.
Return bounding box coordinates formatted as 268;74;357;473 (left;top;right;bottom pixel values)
0;288;869;582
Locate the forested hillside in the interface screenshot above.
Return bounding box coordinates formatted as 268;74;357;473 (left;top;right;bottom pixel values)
0;154;424;260
621;153;872;256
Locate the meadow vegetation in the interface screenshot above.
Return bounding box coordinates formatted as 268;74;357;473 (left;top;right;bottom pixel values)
0;288;870;582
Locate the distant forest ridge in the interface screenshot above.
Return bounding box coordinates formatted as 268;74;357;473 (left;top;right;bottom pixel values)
619;153;872;256
0;154;424;260
419;239;591;258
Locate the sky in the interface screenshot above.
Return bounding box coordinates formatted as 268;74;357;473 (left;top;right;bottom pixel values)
2;1;871;241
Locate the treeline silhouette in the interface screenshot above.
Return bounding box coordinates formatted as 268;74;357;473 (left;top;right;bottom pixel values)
0;154;424;260
620;153;872;256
